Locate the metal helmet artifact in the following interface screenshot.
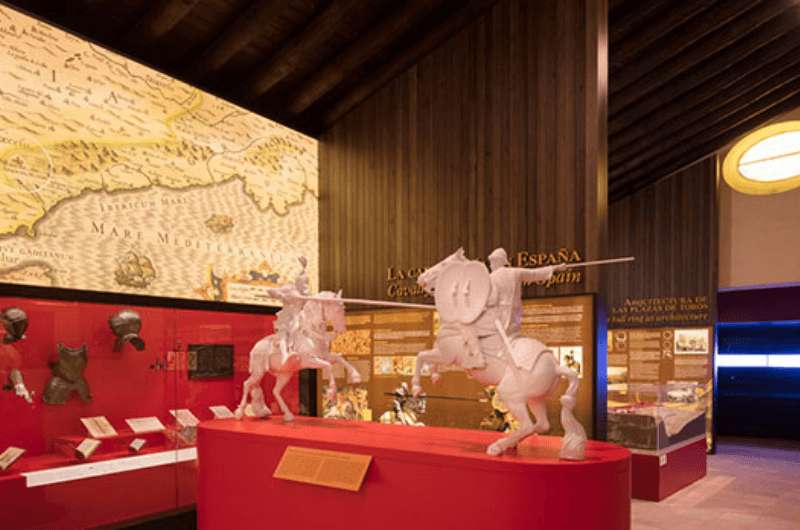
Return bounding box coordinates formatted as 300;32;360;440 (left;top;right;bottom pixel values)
1;307;28;344
488;247;509;266
109;309;145;352
434;260;492;324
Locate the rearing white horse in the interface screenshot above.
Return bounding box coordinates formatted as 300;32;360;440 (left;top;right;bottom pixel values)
234;291;362;422
411;248;587;459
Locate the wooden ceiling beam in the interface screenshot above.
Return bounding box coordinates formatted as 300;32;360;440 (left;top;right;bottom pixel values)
239;0;363;103
610;0;762;95
316;0;499;132
610;42;800;168
184;0;285;83
611;62;800;175
609;9;800;136
611;0;714;69
609;88;800;201
284;1;439;116
610;29;800;154
608;0;629;13
609;0;669;44
120;0;201;50
8;0;122;41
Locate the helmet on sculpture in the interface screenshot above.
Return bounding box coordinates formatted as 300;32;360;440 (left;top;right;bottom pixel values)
488;247;509;270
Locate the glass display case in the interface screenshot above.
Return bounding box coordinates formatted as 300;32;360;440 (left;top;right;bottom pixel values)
0;295;284;529
606;382;709;451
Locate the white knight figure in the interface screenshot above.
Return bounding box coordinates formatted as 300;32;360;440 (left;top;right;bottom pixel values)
234;259;362;422
487;247;565;336
266;257;311;365
412;247;587;460
464;247;567;369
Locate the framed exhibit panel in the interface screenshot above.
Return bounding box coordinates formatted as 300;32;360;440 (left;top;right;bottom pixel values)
317;294;605;439
606;326;714;452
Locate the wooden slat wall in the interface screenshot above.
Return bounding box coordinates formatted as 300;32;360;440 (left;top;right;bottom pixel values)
605;157;719;326
319;0;608;301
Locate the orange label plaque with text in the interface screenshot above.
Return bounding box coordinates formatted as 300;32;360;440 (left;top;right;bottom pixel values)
273;446;371;492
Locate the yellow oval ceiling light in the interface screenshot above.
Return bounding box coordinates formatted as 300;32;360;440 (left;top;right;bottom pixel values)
722;120;800;195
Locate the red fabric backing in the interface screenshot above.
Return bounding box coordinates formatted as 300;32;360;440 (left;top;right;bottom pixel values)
0;296;296;529
0;296;293;454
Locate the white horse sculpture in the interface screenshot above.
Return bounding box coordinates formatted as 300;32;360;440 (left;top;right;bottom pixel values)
234;291;362;422
411;248;587;460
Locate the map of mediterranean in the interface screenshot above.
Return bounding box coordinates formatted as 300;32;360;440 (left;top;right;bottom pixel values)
0;6;318;305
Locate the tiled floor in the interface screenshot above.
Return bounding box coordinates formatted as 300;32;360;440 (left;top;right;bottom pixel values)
633;437;800;530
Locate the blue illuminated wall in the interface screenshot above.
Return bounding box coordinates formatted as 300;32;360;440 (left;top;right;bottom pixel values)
717;320;800;367
717;287;800;439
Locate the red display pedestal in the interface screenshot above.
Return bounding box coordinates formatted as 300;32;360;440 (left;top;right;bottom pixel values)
198;417;632;530
631;436;707;501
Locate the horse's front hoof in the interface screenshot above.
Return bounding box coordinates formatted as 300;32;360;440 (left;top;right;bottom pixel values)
234;407;244;420
350;374;362;384
249;403;272;418
282;413;295;423
486;441;504;456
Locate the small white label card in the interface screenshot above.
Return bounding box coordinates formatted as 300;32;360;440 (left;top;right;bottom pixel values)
125;416;166;433
75;438;101;460
80;416;118;439
0;446;25;471
209;405;235;419
129;438;147;453
169;409;200;428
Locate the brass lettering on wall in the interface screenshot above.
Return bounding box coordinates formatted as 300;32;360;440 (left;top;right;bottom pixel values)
609;296;711;327
385;248;584;298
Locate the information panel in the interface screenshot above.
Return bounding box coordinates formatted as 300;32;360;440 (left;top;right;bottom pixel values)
607;326;713;451
0;6;318;305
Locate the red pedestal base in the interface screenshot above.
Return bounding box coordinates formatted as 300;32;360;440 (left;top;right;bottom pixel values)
631;437;707;501
198;417;632;530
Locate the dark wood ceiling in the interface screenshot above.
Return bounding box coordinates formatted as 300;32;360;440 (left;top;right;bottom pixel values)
3;0;800;200
608;0;800;200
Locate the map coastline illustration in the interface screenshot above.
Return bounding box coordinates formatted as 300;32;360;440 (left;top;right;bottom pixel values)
0;6;318;305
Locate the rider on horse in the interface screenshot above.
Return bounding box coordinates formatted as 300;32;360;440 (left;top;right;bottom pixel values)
460;247;565;370
266;257;310;365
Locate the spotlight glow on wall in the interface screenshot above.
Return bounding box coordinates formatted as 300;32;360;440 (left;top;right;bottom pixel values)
722;121;800;195
717;354;800;368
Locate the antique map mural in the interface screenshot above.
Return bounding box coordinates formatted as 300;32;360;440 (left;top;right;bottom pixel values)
0;6;318;305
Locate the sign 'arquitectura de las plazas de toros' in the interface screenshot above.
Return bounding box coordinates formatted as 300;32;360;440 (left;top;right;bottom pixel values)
386;248;585;298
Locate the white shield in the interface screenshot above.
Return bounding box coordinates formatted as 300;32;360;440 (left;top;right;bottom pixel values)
434;260;491;324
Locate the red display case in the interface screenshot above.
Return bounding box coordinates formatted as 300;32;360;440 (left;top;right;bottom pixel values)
0;295;296;529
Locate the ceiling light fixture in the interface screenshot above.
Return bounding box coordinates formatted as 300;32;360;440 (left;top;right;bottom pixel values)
722;120;800;195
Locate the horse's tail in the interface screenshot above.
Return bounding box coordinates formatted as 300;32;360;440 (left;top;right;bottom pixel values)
556;365;587;461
